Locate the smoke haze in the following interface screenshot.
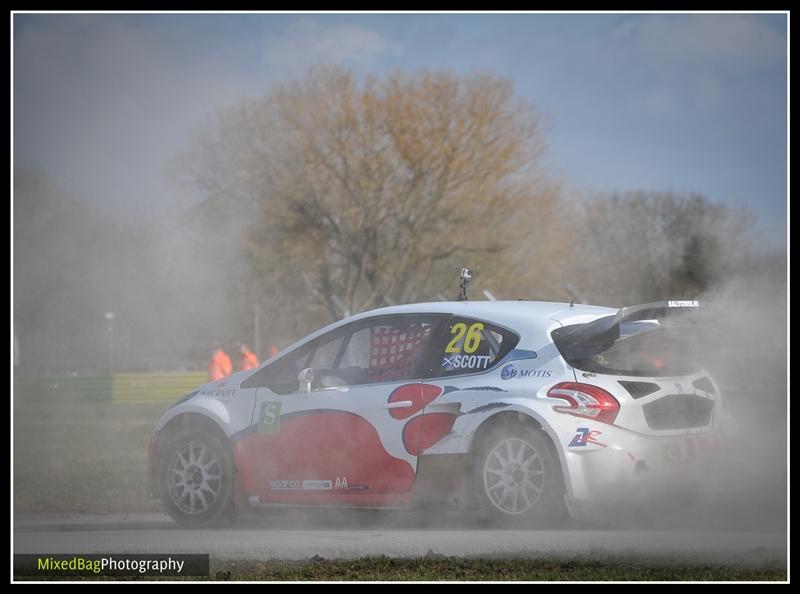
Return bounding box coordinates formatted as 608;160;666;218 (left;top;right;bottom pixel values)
12;14;787;574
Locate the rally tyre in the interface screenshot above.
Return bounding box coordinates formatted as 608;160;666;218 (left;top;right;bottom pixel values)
472;424;566;527
158;430;235;528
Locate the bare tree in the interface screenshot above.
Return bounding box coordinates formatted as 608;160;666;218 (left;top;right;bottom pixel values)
182;66;562;322
573;190;756;306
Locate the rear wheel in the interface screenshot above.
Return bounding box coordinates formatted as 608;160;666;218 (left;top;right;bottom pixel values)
472;424;566;527
158;430;235;528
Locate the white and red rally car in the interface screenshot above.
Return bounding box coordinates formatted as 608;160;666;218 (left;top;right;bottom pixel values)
148;300;725;527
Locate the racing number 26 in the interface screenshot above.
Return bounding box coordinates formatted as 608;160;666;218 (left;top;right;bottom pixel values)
445;322;484;354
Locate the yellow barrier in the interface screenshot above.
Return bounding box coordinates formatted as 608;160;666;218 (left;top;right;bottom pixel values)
14;372;209;403
111;372;208;403
14;376;114;401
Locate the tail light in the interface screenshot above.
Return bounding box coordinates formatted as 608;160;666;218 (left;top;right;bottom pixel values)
547;382;620;425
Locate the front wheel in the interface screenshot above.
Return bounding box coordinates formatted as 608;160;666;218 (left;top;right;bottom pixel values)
472;424;566;527
157;430;235;528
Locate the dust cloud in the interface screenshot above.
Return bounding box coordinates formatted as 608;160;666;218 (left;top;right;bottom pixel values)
684;259;787;532
11;57;786;547
11;175;788;537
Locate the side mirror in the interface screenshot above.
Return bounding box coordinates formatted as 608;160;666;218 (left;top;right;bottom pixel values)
298;367;314;394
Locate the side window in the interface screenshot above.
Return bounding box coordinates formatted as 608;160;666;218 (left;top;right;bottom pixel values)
338;328;370;369
240;343;312;395
307;335;345;370
242;314;444;393
424;316;519;378
337;317;440;386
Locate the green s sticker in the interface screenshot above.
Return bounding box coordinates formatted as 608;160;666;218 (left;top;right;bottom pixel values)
258;401;282;434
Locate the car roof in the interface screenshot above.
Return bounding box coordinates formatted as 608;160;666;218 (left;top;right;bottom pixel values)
359;300;612;319
343;300;617;340
268;300;619;362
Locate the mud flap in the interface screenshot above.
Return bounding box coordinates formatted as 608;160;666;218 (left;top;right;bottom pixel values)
409;454;473;510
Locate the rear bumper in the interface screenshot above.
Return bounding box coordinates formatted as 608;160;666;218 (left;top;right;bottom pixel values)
556;421;725;518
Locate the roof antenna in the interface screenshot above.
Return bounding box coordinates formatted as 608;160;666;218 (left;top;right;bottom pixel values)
458;268;473;301
563;283;585;307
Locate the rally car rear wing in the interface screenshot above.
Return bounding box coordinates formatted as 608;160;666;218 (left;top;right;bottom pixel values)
552;300;700;358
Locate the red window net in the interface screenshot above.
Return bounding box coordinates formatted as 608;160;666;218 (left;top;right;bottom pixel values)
369;325;430;383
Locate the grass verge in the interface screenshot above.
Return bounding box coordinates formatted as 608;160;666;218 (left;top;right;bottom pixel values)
14;399;166;515
210;556;787;581
15;556;787;582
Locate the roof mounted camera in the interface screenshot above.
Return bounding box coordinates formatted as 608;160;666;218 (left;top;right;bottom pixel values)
458;268;473;301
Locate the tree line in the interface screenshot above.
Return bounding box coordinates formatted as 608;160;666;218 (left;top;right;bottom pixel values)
13;65;785;374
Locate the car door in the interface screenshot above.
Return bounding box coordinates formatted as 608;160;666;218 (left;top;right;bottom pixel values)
413;315;521;453
241;313;445;505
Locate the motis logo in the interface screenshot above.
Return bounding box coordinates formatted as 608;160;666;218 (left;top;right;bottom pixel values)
500;364;550;380
500;364;517;380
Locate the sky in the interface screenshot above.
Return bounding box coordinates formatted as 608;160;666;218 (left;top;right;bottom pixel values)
13;12;788;243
